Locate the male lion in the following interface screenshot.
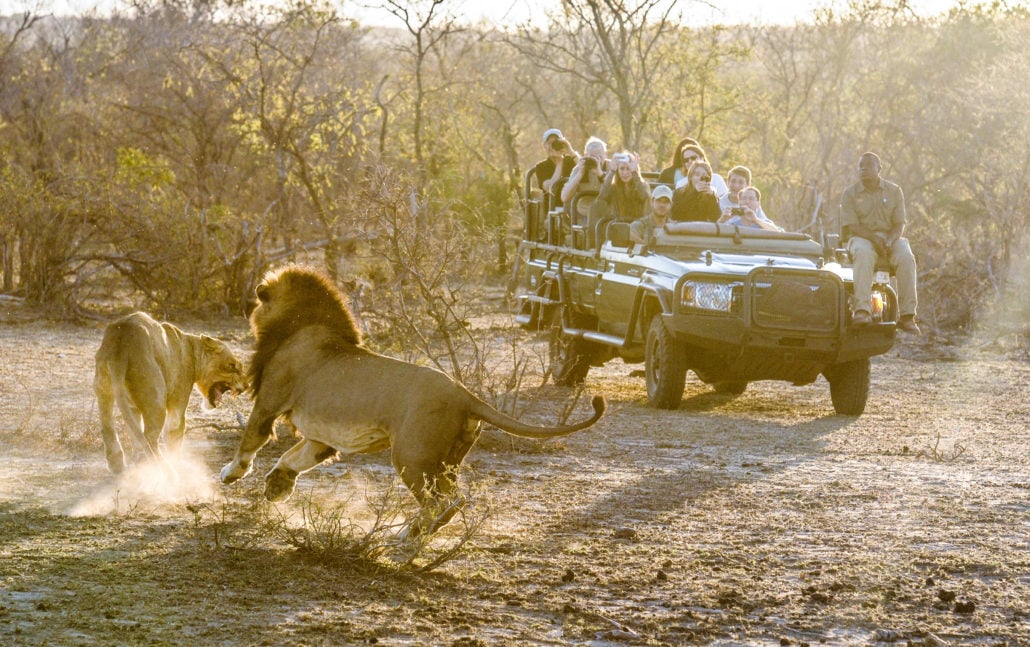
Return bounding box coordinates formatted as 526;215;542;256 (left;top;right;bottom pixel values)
220;265;606;537
95;312;246;474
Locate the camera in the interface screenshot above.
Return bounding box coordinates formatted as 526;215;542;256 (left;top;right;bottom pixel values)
731;207;745;216
583;157;597;170
551;139;567;151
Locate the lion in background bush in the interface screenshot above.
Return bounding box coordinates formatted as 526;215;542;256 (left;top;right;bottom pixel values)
95;312;246;474
220;265;606;537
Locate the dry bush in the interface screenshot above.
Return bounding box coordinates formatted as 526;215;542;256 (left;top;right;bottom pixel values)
187;466;492;574
342;167;575;421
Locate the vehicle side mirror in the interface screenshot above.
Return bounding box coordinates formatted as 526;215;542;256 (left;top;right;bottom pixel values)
608;222;632;249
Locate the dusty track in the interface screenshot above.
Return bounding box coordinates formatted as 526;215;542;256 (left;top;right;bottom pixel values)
0;319;1026;646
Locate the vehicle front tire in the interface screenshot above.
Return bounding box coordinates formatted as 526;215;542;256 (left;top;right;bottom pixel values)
825;358;871;415
549;305;596;386
645;316;687;409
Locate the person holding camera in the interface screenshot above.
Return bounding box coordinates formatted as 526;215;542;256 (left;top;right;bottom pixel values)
560;136;609;205
658;140;729;196
719;187;782;231
719;166;753;212
670;160;722;222
840;151;920;333
532;128;578;208
599;151;650;222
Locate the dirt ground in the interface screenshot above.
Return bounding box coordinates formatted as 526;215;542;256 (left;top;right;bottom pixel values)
0;311;1027;647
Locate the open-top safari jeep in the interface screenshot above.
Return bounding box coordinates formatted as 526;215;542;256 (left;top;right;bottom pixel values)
512;178;898;415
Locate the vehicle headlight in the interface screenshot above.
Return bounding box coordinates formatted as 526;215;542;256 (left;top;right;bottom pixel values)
681;281;737;312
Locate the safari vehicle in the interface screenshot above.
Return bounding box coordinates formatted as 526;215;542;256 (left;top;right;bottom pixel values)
512;178;898;415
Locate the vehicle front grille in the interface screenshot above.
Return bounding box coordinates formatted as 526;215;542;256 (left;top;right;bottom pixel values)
749;268;840;332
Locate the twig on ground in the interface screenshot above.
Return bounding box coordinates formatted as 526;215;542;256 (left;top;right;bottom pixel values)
915;431;967;462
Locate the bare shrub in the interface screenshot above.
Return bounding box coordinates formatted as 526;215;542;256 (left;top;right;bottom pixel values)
251;466;490;573
347;167;565;418
185;496;270;553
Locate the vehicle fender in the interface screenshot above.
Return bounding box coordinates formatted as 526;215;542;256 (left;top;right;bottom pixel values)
632;284;670;344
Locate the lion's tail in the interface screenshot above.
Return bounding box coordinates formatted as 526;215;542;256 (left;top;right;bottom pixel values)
469;395;606;439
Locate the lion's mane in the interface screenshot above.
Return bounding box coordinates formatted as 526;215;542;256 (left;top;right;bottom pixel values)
248;265;362;395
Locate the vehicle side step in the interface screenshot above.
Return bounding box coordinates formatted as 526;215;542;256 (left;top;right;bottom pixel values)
564;327;628;348
515;293;561;327
521;294;560;306
581;330;627;346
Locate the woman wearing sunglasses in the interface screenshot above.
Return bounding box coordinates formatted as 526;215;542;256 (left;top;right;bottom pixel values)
658;141;728;196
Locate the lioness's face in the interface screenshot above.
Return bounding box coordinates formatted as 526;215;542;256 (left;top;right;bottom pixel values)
197;337;246;408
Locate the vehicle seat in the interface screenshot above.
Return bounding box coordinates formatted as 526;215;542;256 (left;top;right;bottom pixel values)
584;196;609;250
570;192;596;249
594;216;612;250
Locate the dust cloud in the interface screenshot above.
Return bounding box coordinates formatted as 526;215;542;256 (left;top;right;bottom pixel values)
66;450;218;516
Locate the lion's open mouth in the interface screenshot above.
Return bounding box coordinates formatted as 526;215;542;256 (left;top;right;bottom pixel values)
208;382;232;407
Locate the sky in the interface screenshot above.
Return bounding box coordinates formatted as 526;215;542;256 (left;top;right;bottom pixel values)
375;0;968;27
18;0;969;26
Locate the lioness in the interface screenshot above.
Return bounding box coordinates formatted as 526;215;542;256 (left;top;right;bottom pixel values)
220;266;606;537
95;312;246;474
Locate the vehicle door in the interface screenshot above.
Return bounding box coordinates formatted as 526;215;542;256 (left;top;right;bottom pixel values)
593;248;643;338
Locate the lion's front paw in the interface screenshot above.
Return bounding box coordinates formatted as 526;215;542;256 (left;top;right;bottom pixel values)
220;461;251;484
264;468;297;502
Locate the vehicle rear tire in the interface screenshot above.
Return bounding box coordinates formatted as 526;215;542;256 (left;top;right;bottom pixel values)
549;305;595;386
713;381;748;396
825;358;870;415
645;316;687;409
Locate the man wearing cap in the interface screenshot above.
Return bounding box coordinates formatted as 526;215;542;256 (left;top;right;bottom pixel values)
531;128;578;207
630;184;674;246
840;151;920;334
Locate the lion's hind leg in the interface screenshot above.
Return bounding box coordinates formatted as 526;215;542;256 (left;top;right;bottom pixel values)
263;439;339;502
120;370;169;468
394;415;477;539
395;463;468;541
94;362;126;474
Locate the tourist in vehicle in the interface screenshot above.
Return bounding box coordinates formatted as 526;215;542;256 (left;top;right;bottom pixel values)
670;160;722;222
531;128;579;208
840;151;920;333
659;141;728;196
561;136;609;205
718;165;751;212
719;187;783;231
630;184;674;245
598;151;650;222
718;166;777;228
657;137;699;186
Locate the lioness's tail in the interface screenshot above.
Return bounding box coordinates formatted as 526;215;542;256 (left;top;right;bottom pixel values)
469;395;606;439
